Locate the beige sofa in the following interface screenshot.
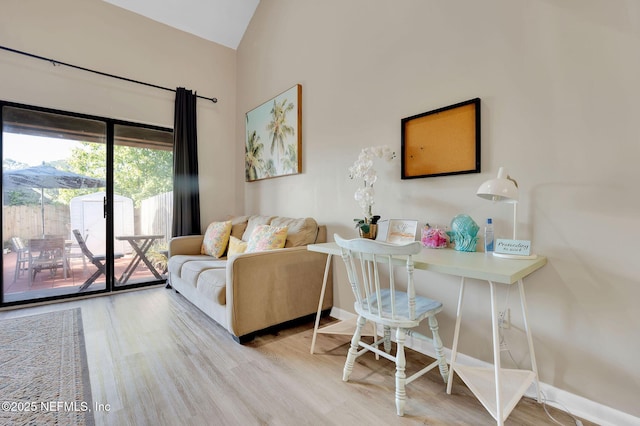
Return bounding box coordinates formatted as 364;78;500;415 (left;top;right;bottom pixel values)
167;215;333;343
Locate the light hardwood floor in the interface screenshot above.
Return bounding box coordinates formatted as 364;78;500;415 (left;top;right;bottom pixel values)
0;287;595;426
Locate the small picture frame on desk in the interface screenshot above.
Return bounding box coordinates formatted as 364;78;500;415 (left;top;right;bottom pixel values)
384;219;418;244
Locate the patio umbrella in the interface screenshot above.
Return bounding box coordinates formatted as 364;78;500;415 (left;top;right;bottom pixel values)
3;162;106;236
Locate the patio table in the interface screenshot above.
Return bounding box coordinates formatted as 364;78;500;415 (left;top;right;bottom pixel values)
116;234;164;285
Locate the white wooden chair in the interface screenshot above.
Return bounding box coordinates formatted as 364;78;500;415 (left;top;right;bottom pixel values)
66;232;87;273
10;236;29;282
334;234;449;416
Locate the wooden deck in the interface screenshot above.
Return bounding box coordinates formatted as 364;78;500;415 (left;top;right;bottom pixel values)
2;250;164;302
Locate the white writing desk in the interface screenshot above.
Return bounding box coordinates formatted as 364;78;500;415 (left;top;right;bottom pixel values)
307;242;547;425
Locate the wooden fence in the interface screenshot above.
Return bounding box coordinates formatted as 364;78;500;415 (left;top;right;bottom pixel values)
3;205;70;243
4;192;173;249
140;191;172;248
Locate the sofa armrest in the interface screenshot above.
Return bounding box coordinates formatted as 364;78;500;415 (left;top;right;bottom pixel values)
169;235;204;256
225;246;333;338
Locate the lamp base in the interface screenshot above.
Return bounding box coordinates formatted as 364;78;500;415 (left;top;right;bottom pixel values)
492;252;538;260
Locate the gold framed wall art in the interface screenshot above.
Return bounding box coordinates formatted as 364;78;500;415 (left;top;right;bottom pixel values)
245;84;302;182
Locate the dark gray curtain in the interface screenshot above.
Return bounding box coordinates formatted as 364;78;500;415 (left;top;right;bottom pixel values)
171;87;201;237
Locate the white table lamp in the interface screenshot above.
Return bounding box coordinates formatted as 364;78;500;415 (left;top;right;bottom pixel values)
477;167;536;259
476;167;518;239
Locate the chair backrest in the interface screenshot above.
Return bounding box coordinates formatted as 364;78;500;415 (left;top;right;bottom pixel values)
334;234;422;323
11;236;26;252
28;237;65;258
72;229;95;259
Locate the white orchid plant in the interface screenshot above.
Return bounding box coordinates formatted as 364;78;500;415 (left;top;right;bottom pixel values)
348;145;396;232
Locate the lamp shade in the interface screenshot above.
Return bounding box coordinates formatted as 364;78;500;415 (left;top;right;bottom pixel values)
476;167;518;203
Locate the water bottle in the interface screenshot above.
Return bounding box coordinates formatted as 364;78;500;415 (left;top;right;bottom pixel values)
484;218;494;253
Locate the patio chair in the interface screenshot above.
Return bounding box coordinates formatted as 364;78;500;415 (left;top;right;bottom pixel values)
28;237;67;286
72;229;123;291
10;237;29;282
66;233;87;272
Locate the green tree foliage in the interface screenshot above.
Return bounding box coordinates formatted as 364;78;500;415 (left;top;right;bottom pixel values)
63;142;173;207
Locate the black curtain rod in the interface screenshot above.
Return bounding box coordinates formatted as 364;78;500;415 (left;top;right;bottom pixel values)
0;45;218;103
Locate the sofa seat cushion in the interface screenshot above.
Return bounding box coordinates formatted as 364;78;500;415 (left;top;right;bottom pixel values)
197;268;227;305
181;260;227;284
168;255;216;278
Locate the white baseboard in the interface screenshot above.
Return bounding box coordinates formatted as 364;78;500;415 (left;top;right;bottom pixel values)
329;307;640;426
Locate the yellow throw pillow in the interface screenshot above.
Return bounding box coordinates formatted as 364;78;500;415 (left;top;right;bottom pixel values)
245;225;288;253
201;221;233;258
227;236;248;256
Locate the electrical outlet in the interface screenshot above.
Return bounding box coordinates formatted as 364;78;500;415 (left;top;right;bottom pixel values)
498;309;511;329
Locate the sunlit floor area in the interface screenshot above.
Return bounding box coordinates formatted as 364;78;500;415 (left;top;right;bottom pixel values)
0;288;597;425
2;251;165;303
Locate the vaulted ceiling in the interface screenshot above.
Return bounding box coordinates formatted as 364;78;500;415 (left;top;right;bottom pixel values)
101;0;260;49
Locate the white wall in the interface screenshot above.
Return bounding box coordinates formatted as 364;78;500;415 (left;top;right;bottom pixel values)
0;0;238;228
3;0;639;420
237;0;640;418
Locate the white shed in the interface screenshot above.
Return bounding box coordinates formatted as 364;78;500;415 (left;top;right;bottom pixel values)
70;192;134;254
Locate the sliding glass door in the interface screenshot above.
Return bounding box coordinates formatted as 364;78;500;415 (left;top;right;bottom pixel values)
1;102;172;305
2;105;108;302
112;124;173;288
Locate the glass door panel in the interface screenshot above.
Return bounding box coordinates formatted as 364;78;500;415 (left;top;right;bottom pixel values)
112;123;173;288
2;105;108;303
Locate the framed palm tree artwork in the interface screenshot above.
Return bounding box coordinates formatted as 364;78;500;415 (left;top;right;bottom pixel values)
245;84;302;181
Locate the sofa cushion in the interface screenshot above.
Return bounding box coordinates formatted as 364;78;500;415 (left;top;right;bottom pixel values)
271;217;319;247
168;255;215;278
201;220;233;258
230;216;250;239
197;268;227;305
228;236;248;256
242;215;275;241
245;225;288;253
181;260;227;284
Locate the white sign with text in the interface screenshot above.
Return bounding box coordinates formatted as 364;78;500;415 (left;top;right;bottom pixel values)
495;239;532;256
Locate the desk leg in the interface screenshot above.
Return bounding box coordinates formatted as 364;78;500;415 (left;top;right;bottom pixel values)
489;281;504;426
519;279;540;402
447;276;466;394
310;254;332;354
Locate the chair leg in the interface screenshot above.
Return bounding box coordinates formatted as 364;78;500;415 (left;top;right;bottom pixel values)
428;315;449;383
383;326;392;353
343;315;366;382
78;269;103;291
13;258;19;283
395;327;408;416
